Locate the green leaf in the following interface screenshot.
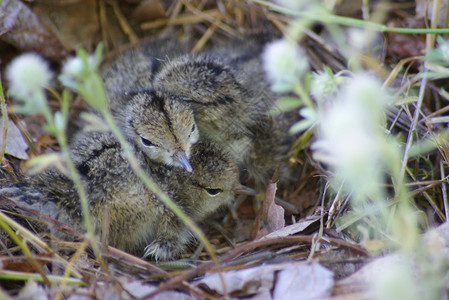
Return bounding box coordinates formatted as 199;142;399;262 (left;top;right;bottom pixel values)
289;119;314;134
419;71;449;80
82;73;107;112
26;153;64;174
80;112;109;132
393;96;418;106
42;123;57;135
76;47;90;78
298;107;317;120
439;88;449;101
271;96;302;114
291;125;315;155
53;111;65;133
93;42;105;70
61;89;70;122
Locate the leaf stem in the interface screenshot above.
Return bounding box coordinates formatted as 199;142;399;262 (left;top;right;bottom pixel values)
55;126;109;272
251;0;449;34
0;78;8;162
101;110;220;265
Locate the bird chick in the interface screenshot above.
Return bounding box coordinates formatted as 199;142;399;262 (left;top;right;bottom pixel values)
1;131;249;260
98;45;200;172
100;38;186;103
115;89;199;172
100;39;292;185
142;135;254;259
151;47;291;186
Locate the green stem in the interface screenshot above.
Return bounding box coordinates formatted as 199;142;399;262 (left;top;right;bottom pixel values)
101;111;219;263
40;93;56;132
0;270;86;285
56;130;108;271
0;79;7;162
252;0;449;34
427;0;442;49
362;0;369;21
0;212;51;286
39;88;107;271
293;82;313;108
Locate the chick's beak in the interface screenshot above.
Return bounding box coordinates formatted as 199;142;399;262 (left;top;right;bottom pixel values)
173;150;193;172
234;183;258;195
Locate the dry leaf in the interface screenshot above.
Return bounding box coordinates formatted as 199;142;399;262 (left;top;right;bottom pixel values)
259;215;321;240
332;222;449;298
0;117;29;160
332;253;407;297
255;180;285;239
264;182;285;232
32;0;99;51
1;253;52;272
34;133;58;154
17;280;48;300
122;280;192;299
416;0;448;28
70;279;192;300
386;19;426;60
273;262;334;300
0;0;67;60
197;265;275;296
198;262;334;299
132;0;167;21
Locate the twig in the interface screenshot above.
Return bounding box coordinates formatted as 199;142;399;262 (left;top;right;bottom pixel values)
143;235;367;298
112;0;139;44
192;22;219;53
251;0;449;34
180;0;239;37
0;270;85;285
441;160;449;220
0;212;51;286
0;76;8;163
54;239;90;300
141;9;223;30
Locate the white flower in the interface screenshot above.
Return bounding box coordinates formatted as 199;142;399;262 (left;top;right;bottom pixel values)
371;256;420;300
6;53;52;100
61;55;97;78
53;111;66;132
62;56;84;79
262;39;309;92
437;38;449;64
310;69;348;103
60;55;98;90
348;28;369;51
344;73;390;119
315;100;379;174
312;73;388;199
60;57;84;90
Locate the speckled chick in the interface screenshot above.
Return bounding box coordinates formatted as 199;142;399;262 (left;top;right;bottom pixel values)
98;41;199;172
115;89;200;172
101;39;291;186
0;131;248;260
151;44;291;186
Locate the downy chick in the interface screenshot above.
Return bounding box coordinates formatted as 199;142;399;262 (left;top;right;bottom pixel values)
151;46;291;186
100;38;186;104
115;89;199;171
0;131;250;260
97;44;200;171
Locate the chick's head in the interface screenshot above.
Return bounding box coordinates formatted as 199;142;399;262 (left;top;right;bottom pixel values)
123;89;199;171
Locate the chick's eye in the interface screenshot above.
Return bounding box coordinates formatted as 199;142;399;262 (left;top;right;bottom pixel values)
191;124;196;133
206;188;223;196
140;136;156;147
